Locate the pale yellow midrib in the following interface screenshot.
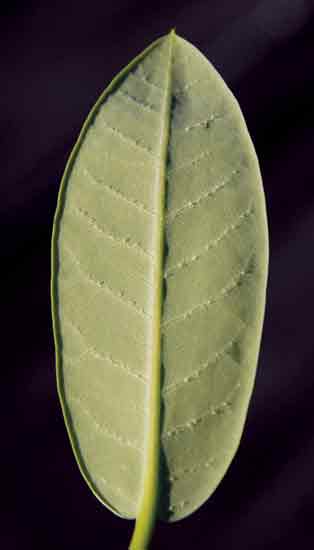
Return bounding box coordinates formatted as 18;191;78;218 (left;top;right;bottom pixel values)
129;32;174;549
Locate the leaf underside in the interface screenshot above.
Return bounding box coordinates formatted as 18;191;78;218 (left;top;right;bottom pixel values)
51;32;268;524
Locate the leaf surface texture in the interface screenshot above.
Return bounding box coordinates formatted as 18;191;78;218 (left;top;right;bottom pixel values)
51;32;268;523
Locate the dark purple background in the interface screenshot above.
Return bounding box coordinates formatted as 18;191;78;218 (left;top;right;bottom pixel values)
2;1;314;548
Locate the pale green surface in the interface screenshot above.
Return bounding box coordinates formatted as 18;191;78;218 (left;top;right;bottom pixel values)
51;31;268;528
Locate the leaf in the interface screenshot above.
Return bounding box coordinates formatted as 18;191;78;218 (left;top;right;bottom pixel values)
51;30;268;548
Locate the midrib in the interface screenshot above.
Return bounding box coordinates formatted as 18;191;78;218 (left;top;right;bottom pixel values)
129;32;174;549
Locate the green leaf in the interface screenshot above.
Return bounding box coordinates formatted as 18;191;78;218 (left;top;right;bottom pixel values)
51;30;268;548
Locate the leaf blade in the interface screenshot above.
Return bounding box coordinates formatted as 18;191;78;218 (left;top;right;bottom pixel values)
51;29;269;540
51;33;170;521
160;34;268;521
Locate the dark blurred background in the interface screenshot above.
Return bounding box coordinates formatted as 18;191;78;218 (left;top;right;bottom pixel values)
2;1;314;548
